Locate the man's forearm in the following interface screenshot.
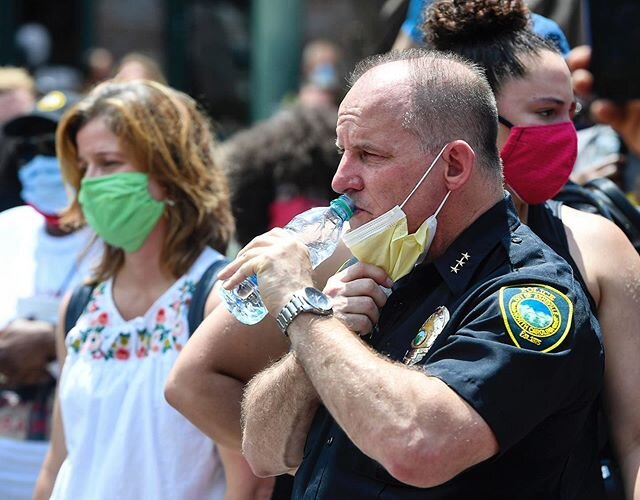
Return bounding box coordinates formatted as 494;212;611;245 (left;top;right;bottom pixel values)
285;314;498;487
242;352;319;476
165;369;245;449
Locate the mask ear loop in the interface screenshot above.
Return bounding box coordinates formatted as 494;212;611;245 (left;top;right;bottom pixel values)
400;143;449;209
433;189;451;217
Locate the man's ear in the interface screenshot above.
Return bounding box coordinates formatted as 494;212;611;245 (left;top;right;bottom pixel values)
442;140;475;191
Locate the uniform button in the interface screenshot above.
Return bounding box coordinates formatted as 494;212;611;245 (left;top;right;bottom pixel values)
326;436;334;446
511;237;522;244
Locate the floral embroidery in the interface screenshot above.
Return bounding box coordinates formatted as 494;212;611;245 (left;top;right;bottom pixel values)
67;277;198;361
156;308;166;324
115;347;130;360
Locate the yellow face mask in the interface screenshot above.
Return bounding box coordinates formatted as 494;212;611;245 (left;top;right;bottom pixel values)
342;145;451;282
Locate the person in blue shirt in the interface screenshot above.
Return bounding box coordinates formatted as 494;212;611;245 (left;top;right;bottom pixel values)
392;0;570;56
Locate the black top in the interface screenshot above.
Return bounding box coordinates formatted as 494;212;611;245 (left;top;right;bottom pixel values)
527;200;597;313
292;196;604;499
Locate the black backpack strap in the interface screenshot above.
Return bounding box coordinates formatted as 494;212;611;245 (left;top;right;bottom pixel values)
64;283;97;337
554;181;614;220
187;258;229;336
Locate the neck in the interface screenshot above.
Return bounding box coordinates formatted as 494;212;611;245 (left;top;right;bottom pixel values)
427;183;504;262
506;186;529;223
116;218;174;288
44;220;74;237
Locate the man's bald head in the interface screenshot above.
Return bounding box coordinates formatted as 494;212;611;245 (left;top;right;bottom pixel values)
347;49;502;178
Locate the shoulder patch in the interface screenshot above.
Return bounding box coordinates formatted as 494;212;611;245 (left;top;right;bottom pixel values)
499;284;573;352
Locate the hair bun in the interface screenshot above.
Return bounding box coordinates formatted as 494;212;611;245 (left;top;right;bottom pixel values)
424;0;531;49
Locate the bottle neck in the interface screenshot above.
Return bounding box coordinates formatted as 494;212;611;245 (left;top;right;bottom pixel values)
327;207;346;226
329;196;354;222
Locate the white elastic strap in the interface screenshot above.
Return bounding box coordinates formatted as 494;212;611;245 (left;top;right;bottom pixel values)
401;143;448;209
433;190;451;217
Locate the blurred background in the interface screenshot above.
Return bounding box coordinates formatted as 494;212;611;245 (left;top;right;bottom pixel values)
0;0;410;137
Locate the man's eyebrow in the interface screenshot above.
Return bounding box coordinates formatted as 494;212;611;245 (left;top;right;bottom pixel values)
335;140;387;152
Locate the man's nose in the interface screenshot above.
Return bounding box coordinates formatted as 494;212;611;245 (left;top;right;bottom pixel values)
331;154;363;193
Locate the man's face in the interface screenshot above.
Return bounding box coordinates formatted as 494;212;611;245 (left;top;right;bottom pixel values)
0;88;35;125
332;63;441;233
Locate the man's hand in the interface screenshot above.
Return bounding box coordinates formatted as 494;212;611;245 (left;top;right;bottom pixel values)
569;45;640;156
218;229;315;316
323;262;393;335
0;319;56;387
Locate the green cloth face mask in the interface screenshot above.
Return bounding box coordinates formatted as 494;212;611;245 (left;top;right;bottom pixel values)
79;171;166;253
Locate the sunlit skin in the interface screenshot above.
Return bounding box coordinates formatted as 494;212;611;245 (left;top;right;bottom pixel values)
332;62;448;234
235;61;501;487
35;115;274;500
496;49;576;220
498;47;640;499
76;118;166;200
75;117;178;322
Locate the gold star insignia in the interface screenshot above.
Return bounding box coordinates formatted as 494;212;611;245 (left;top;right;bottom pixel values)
456;258;466;266
462;252;470;260
450;265;459;274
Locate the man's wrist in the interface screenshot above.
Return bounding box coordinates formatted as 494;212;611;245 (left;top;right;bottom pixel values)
276;287;333;336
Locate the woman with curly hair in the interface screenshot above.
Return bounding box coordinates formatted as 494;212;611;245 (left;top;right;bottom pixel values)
33;80;273;499
221;104;340;247
424;1;640;498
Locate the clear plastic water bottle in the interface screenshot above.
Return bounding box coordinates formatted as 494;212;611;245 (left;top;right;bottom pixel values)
220;195;354;324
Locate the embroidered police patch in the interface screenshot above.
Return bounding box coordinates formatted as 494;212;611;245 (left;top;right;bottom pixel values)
499;285;573;352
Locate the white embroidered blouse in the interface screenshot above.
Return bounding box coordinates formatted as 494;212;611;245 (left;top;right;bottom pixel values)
51;248;226;500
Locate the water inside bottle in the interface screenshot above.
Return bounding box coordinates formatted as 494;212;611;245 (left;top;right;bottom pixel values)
307;239;337;268
219;275;268;325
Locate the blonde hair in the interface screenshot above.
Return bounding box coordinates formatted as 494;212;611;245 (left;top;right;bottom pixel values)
57;79;234;282
0;66;35;92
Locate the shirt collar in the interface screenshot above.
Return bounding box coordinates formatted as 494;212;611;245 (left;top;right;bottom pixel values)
432;193;521;295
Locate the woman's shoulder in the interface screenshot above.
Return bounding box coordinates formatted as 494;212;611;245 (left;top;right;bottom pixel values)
560;204;638;298
186;247;227;280
560;204;626;246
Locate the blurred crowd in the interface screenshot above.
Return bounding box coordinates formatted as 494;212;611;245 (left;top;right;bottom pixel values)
1;0;640;499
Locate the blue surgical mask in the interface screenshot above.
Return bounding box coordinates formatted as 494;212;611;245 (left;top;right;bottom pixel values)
18;155;69;215
310;63;338;90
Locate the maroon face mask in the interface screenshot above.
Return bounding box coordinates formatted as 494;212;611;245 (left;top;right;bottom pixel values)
499;117;577;205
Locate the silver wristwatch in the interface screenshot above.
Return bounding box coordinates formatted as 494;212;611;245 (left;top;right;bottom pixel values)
276;287;333;335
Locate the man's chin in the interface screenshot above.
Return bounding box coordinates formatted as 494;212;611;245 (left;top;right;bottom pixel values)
348;211;372;229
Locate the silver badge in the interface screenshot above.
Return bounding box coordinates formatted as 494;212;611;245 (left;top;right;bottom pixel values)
403;306;450;365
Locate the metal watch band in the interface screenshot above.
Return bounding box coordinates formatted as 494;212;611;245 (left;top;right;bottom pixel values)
276;294;307;334
275;290;332;335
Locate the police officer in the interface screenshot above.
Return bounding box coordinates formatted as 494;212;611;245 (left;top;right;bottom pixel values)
232;49;604;498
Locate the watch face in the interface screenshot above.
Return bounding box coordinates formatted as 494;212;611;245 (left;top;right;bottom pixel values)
304;287;332;312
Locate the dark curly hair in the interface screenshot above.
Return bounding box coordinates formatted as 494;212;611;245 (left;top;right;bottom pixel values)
220;104;340;246
422;0;558;95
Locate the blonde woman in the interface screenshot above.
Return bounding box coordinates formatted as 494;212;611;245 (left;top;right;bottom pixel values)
34;80;272;500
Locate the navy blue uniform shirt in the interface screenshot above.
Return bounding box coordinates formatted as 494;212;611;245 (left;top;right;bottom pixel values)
292;196;604;499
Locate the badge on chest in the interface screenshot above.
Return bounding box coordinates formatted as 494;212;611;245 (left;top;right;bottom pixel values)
403;306;450;366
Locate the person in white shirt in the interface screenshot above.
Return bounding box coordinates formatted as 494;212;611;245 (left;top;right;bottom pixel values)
0;90;100;500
